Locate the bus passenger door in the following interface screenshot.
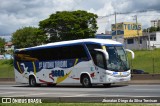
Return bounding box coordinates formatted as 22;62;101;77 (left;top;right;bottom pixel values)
92;51;106;83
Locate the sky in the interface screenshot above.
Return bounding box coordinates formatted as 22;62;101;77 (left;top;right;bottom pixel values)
0;0;160;41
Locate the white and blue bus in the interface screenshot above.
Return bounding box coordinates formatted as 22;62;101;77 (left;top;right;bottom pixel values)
14;39;134;87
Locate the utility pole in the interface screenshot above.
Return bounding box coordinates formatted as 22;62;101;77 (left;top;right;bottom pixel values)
148;28;150;50
115;12;117;41
134;15;140;49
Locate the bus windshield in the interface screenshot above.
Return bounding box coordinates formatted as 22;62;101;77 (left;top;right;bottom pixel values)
106;46;129;72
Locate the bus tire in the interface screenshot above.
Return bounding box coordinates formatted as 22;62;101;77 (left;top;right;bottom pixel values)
29;76;37;87
103;83;111;87
81;75;92;88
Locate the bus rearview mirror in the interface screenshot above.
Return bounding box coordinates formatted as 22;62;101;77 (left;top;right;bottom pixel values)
125;49;135;59
94;49;109;60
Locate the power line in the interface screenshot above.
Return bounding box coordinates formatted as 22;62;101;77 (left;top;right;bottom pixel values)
97;9;160;19
137;15;160;16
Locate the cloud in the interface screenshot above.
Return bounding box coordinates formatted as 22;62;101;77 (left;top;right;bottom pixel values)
124;0;160;12
0;0;80;35
94;0;160;33
0;0;160;37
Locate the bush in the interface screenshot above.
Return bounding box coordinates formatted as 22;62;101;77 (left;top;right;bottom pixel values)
1;59;13;66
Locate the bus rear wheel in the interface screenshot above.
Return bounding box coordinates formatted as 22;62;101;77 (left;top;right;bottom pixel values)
82;75;92;88
29;76;37;87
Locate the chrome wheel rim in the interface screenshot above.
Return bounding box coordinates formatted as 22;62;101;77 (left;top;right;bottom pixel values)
31;78;35;86
83;78;89;86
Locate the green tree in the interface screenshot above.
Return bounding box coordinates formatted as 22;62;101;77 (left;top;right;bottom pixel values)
12;27;47;48
143;29;147;32
157;26;160;31
0;38;5;54
149;27;157;32
39;10;98;42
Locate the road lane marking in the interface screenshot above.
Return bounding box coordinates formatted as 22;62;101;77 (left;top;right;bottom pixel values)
61;94;90;97
135;89;160;91
4;93;50;97
0;88;41;90
86;94;130;97
0;92;16;95
4;92;68;97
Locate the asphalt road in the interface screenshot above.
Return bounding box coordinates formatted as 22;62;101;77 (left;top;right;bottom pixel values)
0;84;160;98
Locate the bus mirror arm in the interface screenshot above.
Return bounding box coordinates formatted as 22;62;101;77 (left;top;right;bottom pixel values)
125;49;135;59
94;49;109;60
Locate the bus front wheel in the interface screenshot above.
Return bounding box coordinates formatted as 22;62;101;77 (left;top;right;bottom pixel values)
81;75;92;88
29;76;37;87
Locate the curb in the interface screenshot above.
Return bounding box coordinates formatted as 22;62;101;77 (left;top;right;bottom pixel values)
0;78;15;81
131;74;160;80
116;80;160;85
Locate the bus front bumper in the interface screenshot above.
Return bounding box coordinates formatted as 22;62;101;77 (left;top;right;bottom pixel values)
105;71;131;83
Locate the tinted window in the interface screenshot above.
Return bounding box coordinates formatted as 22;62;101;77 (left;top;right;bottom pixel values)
127;39;134;44
95;52;105;69
86;44;102;65
86;44;101;51
15;44;88;61
140;39;142;44
14;50;37;62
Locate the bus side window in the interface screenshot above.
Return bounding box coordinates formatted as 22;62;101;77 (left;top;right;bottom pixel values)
86;44;103;66
90;51;96;64
95;52;105;69
70;45;88;60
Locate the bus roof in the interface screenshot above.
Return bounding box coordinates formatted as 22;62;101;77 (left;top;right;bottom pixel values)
16;38;122;51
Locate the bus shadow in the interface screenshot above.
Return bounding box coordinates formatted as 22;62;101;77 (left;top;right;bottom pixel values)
13;84;128;88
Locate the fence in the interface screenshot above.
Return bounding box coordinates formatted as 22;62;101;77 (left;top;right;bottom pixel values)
129;48;160;74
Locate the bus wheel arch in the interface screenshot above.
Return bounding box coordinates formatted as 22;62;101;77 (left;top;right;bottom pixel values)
80;73;92;88
29;75;37;87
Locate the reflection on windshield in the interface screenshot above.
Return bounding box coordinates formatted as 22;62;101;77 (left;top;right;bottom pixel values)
106;46;129;71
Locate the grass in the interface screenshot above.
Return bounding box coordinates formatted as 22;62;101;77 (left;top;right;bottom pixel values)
0;59;14;78
128;48;160;74
0;103;158;106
